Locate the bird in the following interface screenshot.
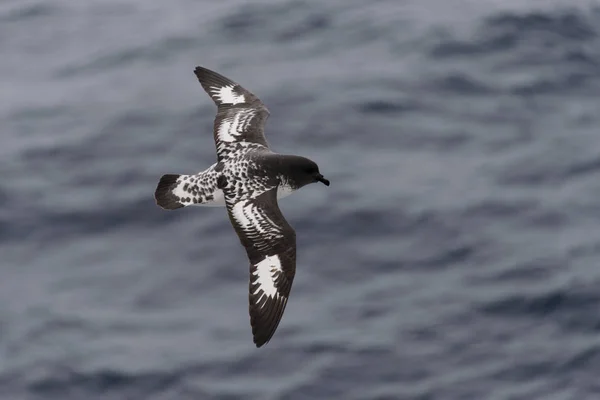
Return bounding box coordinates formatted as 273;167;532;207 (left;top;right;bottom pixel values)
154;66;330;347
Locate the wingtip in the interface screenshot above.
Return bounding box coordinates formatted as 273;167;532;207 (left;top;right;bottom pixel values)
193;65;222;78
193;66;206;79
251;326;271;348
193;65;238;92
253;333;274;348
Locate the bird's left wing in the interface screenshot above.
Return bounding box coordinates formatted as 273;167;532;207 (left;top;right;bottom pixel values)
194;66;270;161
224;188;296;347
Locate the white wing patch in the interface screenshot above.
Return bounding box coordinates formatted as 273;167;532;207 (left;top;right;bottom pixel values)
210;85;245;105
252;254;282;302
231;200;284;248
216;109;257;147
230;200;287;308
217;119;235;142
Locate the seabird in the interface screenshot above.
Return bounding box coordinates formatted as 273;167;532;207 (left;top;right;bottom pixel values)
154;66;329;347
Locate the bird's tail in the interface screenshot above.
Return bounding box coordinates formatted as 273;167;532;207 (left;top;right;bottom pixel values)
154;167;225;210
154;174;185;210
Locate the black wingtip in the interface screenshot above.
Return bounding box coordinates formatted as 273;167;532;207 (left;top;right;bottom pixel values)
253;330;272;348
250;294;288;348
193;65;210;82
251;314;274;348
193;65;236;87
154;174;184;210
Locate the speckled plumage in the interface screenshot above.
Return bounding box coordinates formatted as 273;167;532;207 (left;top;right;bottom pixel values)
154;66;329;348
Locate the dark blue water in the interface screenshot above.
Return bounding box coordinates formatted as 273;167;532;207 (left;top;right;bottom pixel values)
2;0;600;399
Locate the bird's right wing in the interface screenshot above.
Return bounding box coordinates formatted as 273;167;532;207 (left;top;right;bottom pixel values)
194;66;271;161
223;187;296;347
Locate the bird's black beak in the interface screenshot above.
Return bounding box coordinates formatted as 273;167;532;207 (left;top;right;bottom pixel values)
316;174;330;186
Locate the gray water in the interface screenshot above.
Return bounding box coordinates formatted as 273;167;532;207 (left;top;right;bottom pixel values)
2;0;600;399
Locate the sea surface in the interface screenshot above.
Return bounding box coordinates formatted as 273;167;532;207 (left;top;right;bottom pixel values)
2;0;600;399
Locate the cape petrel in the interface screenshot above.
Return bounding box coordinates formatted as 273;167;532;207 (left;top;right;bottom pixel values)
154;66;329;347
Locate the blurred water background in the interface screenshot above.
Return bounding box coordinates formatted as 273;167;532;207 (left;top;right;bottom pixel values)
2;0;600;399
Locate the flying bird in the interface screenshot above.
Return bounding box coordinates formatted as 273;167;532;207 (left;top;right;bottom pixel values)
154;66;329;347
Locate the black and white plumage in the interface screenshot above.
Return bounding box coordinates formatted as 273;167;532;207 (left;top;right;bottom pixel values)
154;66;329;347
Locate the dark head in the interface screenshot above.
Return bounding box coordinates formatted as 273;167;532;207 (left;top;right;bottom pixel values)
283;156;330;189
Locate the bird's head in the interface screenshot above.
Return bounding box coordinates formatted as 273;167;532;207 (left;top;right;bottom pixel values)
285;156;330;189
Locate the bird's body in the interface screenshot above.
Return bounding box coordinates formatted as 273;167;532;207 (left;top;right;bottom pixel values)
154;66;329;347
156;151;299;209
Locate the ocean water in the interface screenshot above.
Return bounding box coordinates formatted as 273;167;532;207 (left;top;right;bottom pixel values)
2;0;600;399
